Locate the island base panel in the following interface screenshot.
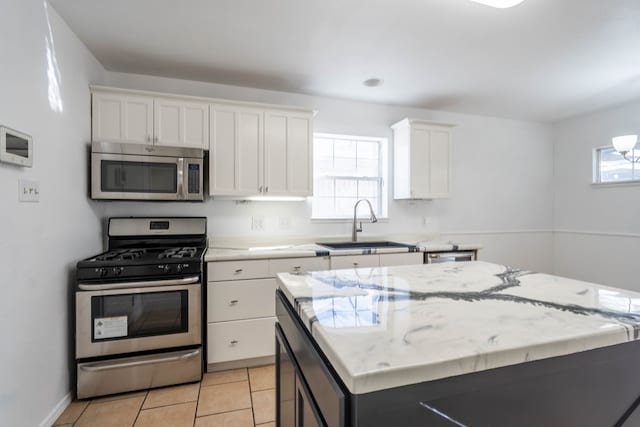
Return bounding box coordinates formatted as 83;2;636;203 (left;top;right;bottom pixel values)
276;289;640;427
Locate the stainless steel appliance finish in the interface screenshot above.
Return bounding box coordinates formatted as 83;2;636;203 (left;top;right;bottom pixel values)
75;282;201;359
108;217;207;237
77;348;202;399
75;217;206;398
425;251;477;264
91;141;204;201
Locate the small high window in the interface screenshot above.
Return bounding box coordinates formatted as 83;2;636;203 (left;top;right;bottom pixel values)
312;133;388;219
594;147;640;184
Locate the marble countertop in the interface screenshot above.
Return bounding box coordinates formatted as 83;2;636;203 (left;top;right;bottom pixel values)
205;239;482;262
277;261;640;394
417;240;483;252
205;244;326;261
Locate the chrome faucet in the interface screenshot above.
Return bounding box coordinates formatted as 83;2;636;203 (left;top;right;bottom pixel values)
352;199;378;242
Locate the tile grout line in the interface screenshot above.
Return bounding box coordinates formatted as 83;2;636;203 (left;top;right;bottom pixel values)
130;391;148;427
247;368;257;426
193;379;202;427
70;399;90;427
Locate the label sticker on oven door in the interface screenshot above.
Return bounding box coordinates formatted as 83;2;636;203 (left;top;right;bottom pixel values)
94;316;128;339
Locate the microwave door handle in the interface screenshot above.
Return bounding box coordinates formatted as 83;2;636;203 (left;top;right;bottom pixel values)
177;158;185;199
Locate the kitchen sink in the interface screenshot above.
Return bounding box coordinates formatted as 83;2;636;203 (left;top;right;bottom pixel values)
317;241;413;250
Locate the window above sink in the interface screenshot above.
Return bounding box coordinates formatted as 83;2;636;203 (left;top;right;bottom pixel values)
312;133;389;220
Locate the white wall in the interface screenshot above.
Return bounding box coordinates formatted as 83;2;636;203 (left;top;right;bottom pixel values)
553;100;640;290
99;72;555;272
0;1;105;426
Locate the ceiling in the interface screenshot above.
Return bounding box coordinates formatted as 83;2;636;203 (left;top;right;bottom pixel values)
51;0;640;122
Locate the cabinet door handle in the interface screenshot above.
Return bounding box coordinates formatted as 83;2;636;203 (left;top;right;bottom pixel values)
146;135;151;143
230;340;239;346
258;186;263;192
229;300;239;305
265;186;269;193
353;262;359;266
234;268;243;273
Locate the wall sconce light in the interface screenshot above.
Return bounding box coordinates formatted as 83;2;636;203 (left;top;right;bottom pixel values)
612;135;639;163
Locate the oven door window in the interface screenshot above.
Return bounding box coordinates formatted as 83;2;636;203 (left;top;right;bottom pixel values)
91;290;188;341
101;160;177;193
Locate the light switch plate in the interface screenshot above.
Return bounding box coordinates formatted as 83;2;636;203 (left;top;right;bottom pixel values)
19;179;39;202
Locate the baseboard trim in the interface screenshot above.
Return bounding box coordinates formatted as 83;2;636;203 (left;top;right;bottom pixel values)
207;355;275;372
554;229;640;239
39;392;71;427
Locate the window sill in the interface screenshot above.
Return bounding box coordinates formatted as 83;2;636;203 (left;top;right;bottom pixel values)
311;217;389;224
591;180;640;188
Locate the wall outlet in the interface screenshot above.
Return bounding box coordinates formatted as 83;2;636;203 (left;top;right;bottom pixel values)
278;216;291;230
251;216;265;231
19;179;39;202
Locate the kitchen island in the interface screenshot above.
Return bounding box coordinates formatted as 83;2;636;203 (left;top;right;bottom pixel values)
275;261;640;427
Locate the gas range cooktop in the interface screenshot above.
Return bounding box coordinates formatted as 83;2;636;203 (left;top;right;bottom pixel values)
89;246;202;264
76;246;206;281
76;217;207;283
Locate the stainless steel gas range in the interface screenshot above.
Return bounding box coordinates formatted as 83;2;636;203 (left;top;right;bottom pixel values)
74;217;206;399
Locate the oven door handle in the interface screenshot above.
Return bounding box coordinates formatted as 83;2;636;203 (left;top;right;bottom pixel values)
78;276;200;291
79;349;201;372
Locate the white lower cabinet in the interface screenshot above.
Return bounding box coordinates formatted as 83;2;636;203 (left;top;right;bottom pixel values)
379;252;424;266
207;317;276;364
330;254;380;269
207;278;277;322
206;256;329;370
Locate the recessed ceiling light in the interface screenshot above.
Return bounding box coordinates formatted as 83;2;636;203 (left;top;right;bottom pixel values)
363;78;384;87
469;0;526;8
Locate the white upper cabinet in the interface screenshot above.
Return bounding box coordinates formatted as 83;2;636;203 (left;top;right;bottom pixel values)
264;110;313;196
209;106;313;198
92;92;153;144
154;98;209;148
209;105;263;196
92;89;208;148
392;119;453;200
91;87;313;198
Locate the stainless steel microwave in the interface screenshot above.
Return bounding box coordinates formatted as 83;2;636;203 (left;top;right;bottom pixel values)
91;141;204;201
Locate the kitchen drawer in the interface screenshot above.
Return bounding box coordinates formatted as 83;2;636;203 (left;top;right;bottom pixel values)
379;252;424;266
330;254;379;270
268;256;330;276
208;259;271;281
207;317;276;364
207;278;277;322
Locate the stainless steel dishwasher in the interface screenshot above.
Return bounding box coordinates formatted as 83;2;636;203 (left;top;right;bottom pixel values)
424;250;477;264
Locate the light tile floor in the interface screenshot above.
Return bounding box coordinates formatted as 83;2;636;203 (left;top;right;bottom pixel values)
53;364;276;427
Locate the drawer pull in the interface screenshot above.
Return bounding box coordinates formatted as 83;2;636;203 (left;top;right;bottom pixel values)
353;262;359;266
229;300;239;305
293;266;301;274
234;268;243;273
230;340;239;346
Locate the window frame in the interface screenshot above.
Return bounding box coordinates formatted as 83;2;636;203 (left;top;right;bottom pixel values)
592;145;640;186
311;133;389;221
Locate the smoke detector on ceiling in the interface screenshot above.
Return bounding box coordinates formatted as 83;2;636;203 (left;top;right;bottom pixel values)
363;78;384;87
469;0;526;8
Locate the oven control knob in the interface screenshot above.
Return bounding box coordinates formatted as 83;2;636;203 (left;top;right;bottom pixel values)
113;267;124;276
97;268;108;277
177;263;188;273
158;264;171;273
